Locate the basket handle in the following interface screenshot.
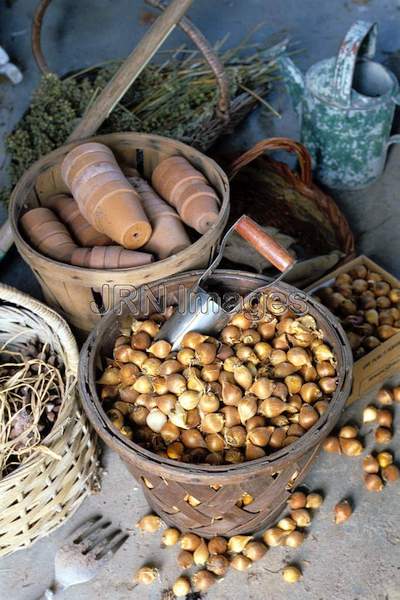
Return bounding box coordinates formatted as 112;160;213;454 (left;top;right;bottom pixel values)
145;0;230;119
32;0;230;120
31;0;193;142
229;137;313;186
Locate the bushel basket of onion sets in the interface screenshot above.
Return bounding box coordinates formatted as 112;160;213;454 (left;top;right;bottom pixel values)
79;270;352;537
0;284;99;557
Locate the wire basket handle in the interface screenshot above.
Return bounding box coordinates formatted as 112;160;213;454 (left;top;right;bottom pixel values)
32;0;230;120
229;137;313;186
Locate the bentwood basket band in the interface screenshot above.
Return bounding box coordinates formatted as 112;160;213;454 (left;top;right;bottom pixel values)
79;270;353;537
31;0;230;120
0;284;99;557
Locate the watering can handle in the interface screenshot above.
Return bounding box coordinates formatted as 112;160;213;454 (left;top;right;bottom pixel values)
332;20;378;107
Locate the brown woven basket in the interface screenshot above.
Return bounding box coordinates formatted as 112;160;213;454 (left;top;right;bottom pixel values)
0;284;99;557
79;270;352;537
227;138;356;285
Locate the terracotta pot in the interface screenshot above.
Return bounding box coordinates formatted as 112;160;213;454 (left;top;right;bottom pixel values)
79;179;134;216
71;170;128;206
129;175;191;259
43;194;112;247
62;142;115;186
64;151;118;187
20;207;77;262
151;155;220;234
70;246;153;269
61;143;152;249
151;156;204;198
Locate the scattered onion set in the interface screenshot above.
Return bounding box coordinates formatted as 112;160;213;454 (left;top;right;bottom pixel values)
133;488;321;594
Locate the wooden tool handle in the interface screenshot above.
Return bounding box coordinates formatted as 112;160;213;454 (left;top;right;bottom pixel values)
69;0;193;141
234;215;295;272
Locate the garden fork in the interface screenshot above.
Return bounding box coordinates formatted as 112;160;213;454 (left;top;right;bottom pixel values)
42;516;128;598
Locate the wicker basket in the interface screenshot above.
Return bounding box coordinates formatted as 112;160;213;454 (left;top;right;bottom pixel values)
9;132;229;333
79;270;352;537
31;0;265;150
227;138;356;286
0;284;99;557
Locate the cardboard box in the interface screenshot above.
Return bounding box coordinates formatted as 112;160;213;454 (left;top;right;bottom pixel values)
306;255;400;404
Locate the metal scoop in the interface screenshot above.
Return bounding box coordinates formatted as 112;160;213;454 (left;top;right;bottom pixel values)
156;215;295;349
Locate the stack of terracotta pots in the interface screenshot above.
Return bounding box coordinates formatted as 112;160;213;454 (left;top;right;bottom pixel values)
19;142;221;269
152;156;220;234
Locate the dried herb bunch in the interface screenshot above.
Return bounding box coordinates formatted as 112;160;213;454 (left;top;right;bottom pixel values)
0;342;65;478
1;36;285;203
98;297;338;465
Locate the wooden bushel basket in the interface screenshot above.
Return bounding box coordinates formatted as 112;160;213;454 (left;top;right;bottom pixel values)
9;133;229;333
8;0;230;333
79;270;352;537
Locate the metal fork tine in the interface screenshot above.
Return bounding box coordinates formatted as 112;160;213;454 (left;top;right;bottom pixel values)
106;533;129;557
67;516;103;543
79;522;113;552
91;530;124;559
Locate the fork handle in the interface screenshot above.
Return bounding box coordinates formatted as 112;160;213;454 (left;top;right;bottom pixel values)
40;582;63;599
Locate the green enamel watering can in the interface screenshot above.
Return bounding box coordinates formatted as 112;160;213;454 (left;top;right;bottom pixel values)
279;20;400;190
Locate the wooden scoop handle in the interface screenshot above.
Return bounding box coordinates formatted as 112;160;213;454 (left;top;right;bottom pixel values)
234;215;295;272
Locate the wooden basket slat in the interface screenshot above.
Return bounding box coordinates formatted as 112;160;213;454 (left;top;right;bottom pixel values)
173;502;213;527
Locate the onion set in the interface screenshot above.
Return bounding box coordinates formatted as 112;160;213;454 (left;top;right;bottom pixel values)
98;297;338;466
314;265;400;360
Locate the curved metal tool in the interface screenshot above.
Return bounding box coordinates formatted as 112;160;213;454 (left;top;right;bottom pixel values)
156;215;296;349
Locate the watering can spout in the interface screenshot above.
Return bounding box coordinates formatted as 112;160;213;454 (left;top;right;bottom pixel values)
277;56;305;119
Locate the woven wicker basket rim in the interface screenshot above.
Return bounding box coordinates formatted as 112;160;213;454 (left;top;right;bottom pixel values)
0;283;79;484
9;132;230;276
80;271;353;484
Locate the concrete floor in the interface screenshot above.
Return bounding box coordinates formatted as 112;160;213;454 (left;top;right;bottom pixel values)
1;0;400;598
